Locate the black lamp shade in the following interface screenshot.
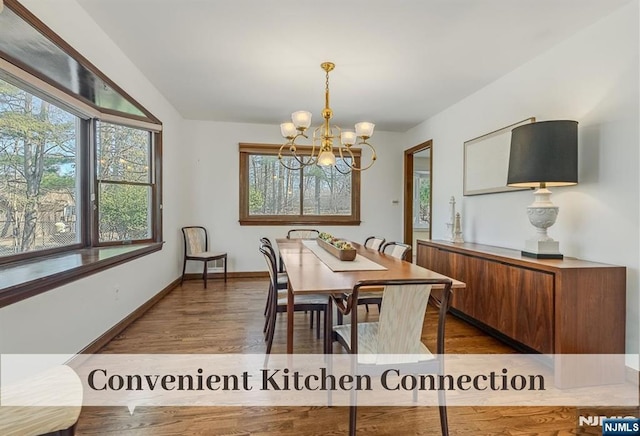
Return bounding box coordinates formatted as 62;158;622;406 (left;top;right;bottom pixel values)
507;120;578;188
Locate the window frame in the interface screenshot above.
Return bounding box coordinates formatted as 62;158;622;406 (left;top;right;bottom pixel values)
93;121;161;246
239;143;361;226
0;0;163;307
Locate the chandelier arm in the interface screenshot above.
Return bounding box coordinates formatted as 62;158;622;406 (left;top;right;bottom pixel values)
278;142;316;169
337;140;377;172
334;163;352;175
351;140;378;171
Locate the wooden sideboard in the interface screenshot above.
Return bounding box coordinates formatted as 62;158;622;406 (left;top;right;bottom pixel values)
416;240;626;358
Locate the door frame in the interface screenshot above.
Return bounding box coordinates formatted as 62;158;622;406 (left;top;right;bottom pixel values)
404;140;433;258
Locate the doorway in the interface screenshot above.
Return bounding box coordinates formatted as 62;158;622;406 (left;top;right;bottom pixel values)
404;140;432;263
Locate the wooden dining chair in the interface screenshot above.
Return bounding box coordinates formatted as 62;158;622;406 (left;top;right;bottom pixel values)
381;241;412;261
330;278;454;436
260;245;328;354
181;226;227;288
260;239;288;331
359;236;387;313
363;236;386;251
286;228;320;239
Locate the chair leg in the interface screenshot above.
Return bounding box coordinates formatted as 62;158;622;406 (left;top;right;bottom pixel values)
349;405;357;436
266;307;276;355
203;261;208;289
223;255;227;282
365;304;369;313
316;310;321;339
181;258;187;285
438;390;449;436
264;284;273;334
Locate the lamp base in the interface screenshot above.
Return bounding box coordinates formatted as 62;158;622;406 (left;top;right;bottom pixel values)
521;250;563;259
522;239;563;259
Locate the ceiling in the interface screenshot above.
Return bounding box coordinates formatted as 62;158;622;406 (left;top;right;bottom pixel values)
75;0;630;132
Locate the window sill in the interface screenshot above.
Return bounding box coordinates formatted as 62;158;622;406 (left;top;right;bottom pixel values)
239;218;361;226
0;243;163;308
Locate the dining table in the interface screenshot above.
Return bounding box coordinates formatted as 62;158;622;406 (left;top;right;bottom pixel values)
276;238;466;353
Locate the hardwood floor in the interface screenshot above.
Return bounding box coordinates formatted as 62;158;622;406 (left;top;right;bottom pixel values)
77;278;583;435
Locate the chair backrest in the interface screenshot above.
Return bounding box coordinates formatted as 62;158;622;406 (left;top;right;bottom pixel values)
287;229;320;239
260;237;272;247
376;283;432;356
261;240;278;267
349;278;453;362
382;241;411;261
364;236;385;251
259;245;277;289
182;226;208;255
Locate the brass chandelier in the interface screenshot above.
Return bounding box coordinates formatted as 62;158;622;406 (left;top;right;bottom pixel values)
278;62;376;173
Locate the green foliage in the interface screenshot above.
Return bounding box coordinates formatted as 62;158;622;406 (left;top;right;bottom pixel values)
249;187;264;212
99;183;149;241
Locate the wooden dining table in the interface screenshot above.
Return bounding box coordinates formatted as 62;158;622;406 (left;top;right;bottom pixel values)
276;238;465;353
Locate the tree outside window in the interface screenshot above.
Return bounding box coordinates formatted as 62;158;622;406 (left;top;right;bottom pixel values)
96;121;153;243
0;79;80;258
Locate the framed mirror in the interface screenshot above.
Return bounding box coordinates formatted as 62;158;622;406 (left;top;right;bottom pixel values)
463;117;535;196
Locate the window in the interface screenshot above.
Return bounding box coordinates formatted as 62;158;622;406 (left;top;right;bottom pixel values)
0;77;82;259
239;143;361;225
0;0;163;305
96;121;154;243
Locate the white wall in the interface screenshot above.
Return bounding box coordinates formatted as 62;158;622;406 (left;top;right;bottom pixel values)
183;120;405;272
0;0;189;355
403;2;640;364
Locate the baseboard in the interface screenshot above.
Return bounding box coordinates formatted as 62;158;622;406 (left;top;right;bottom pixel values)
74;277;181;356
184;271;269;280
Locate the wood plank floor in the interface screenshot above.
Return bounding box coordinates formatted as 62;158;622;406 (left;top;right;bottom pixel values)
76;278;583;435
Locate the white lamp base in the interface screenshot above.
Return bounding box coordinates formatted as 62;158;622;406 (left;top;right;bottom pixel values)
522;187;563;259
523;239;563;259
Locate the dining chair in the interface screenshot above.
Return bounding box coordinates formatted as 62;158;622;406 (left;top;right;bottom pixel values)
363;236;386;251
262;236;286;273
381;241;412;261
260;245;328;354
359;236;387;313
260;238;288;331
330;278;454;436
286;228;320;239
181;226;227;288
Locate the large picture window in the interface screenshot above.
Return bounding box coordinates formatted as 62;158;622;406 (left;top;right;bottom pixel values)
239;144;361;225
0;78;81;258
0;0;163;305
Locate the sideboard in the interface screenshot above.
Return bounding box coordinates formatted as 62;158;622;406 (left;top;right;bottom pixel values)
416;240;627;386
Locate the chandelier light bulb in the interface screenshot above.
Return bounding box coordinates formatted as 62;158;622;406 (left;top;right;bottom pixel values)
317;150;336;166
341;131;357;146
280;122;296;138
355;122;375;138
291;111;312;130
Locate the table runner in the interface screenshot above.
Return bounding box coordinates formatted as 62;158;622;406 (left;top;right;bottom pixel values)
302;240;388;272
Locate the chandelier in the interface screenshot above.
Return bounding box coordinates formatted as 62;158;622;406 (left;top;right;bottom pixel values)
278;62;376;173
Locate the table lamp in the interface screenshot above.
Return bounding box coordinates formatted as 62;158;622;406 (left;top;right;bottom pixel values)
507;120;578;259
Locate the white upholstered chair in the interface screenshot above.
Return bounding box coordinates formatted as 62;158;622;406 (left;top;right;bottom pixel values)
286;228;320;239
363;236;385;251
181;226;227;288
331;278;454;436
381;241;412;261
260;245;327;354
